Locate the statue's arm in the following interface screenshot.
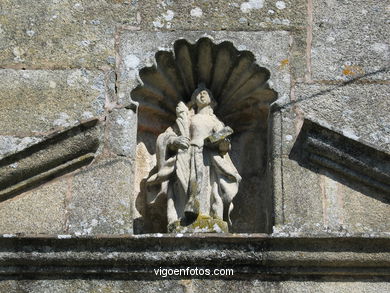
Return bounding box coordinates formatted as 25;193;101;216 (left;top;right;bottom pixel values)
168;135;190;151
206;123;233;155
160;126;189;152
155;128;176;166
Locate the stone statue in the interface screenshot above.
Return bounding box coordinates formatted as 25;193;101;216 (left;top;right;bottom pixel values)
145;87;242;232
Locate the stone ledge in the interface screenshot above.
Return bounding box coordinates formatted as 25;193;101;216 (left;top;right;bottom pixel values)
0;235;389;279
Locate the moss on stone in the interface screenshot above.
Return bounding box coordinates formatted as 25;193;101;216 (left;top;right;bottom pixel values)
168;214;228;233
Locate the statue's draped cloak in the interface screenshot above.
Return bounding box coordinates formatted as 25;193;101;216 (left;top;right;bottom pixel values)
145;114;241;225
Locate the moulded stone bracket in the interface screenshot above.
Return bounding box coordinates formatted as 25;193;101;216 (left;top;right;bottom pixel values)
290;119;390;197
0;119;101;202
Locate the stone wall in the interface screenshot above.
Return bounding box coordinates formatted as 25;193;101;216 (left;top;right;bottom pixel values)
0;0;389;291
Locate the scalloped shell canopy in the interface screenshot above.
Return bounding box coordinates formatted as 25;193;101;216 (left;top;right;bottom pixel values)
131;37;277;134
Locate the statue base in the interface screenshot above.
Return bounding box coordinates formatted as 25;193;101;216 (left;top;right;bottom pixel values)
168;214;228;233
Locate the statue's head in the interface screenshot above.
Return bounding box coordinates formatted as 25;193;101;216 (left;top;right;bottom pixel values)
196;90;211;107
189;85;217;110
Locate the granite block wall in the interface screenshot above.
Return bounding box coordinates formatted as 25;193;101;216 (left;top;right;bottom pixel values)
0;0;388;290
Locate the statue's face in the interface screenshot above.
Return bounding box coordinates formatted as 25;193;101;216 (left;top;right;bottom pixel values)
196;90;211;106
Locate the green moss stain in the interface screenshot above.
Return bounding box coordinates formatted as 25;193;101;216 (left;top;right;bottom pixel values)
168;214;228;233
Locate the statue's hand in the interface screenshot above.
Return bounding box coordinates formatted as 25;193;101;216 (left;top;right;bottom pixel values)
171;136;190;150
218;139;231;155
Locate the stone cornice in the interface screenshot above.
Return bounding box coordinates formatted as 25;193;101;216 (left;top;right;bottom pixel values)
0;234;389;279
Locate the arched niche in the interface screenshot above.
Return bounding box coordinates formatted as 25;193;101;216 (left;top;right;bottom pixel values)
132;37;277;233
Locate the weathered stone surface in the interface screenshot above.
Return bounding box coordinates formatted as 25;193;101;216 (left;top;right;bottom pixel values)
271;155;284;226
278;83;390;157
139;0;306;31
289;28;308;80
67;157;133;235
0;280;389;293
0;179;67;234
193;280;390;293
0;69;108;135
295;83;390;153
0;0;388;291
272;83;390;234
270;111;283;159
0;280;186;293
107;107;137;158
312;0;390;80
278;107;303;158
273;158;324;233
0;136;43;159
135;0;308;82
0;0;138;68
274;157;390;235
319;173;390;234
118;31;291;106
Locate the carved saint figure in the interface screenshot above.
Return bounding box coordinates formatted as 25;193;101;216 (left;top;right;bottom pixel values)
145;87;241;231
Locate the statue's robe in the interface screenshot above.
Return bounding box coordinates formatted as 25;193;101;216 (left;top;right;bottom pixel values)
145;113;241;225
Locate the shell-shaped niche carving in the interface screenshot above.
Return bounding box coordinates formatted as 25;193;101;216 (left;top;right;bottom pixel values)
131;37;277;135
132;37;278;234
